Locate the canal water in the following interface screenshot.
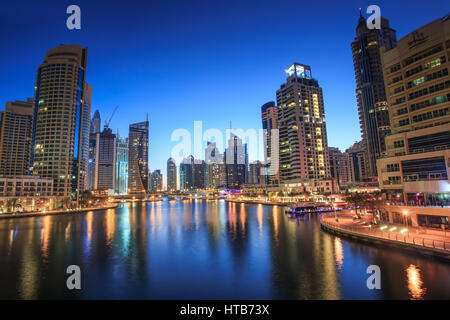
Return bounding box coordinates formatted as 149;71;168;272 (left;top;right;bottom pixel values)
0;200;449;299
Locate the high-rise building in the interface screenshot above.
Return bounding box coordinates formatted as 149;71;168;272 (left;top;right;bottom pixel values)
115;136;128;195
205;142;225;189
193;159;205;190
345;141;367;184
0;99;34;176
31;45;91;200
276;63;330;184
351;12;397;178
328;147;350;190
93;127;116;191
224;133;248;189
128;120;149;194
88;133;96;190
180;155;205;191
90;109;101;135
150;169;163;193
377;16;450;203
180;155;194;191
249;160;264;185
166;157;177;191
261;101;279;185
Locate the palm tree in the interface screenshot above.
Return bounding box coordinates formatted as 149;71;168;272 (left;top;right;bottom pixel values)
344;192;365;219
60;197;72;209
364;191;384;224
80;191;94;207
7;198;21;214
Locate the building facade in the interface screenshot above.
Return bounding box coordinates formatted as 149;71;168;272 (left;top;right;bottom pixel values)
0;99;34;176
0;175;55;212
224;134;248;189
95;127;116;191
128;120;149;194
31;44;91;201
205;142;225;190
276;63;330;184
115;136;128;195
167;157;177;191
377;14;450;204
351;13;397;178
261;101;279;185
249;160;264;185
150;169;163;193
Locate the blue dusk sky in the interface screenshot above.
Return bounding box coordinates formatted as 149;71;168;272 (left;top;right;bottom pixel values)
0;0;448;174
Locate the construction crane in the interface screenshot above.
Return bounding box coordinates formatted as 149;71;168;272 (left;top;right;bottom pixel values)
104;106;118;129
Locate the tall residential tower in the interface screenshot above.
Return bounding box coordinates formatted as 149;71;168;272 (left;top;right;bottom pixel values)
351;12;397;178
276;63;330;184
31;45;91;200
128;120;149;194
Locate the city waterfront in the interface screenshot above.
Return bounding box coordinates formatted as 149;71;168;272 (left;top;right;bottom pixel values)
0;200;449;299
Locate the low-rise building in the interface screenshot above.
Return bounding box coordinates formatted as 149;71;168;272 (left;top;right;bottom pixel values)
0;175;55;212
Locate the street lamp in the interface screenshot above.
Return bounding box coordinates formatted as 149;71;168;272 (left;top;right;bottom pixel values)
403;210;409;227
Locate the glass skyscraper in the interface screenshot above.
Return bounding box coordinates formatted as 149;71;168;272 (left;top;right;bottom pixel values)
115;136;128;195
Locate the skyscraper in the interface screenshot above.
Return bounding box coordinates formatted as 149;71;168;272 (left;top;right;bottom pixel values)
351;12;397;178
180;155;194;191
93;127;116;191
261;101;279;185
115;136;128;195
90;109;101;135
180;155;205;191
0;99;34;176
150;169;163;193
224;133;248;189
128;120;149;194
249;160;264;185
31;45;91;200
276;63;330;184
167;157;177;191
205;141;225;189
328;147;350;190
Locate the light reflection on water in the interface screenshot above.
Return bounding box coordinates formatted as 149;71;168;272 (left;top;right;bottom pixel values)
0;201;449;299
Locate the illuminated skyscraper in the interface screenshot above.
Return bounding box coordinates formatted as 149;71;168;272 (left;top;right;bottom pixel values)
115;136;128;195
205;141;225;189
0;99;34;176
150;169;163;193
276;63;330;184
166;157;177;191
128;120;149;194
31;45;91;200
224;133;247;189
261;101;279;185
351;12;397;178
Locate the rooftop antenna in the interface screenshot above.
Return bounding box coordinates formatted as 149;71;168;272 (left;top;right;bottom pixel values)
146;112;149;122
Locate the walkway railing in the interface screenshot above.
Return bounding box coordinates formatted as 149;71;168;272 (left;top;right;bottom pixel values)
321;218;450;252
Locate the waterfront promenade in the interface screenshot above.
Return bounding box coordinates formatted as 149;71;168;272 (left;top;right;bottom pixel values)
0;203;118;220
321;212;450;260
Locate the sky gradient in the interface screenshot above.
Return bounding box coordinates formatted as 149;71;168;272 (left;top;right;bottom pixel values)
0;0;448;174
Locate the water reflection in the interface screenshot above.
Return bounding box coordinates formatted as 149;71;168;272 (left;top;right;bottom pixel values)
0;202;449;299
334;237;344;269
406;264;426;300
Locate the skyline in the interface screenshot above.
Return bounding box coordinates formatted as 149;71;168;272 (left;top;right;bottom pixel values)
1;0;448;173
